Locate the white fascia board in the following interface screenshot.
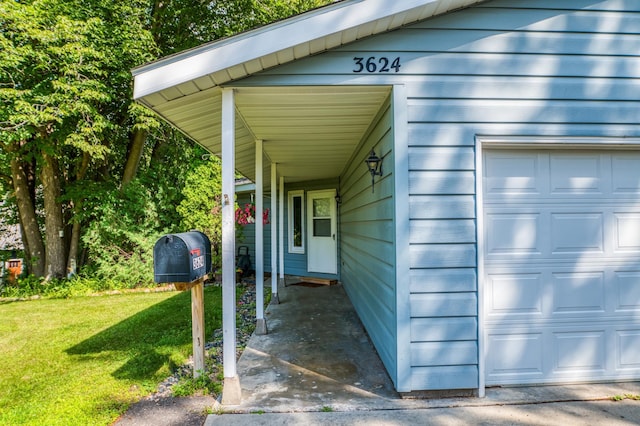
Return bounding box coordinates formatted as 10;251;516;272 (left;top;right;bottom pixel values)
133;0;471;100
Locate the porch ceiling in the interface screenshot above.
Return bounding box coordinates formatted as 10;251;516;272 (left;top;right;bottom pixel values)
150;85;391;184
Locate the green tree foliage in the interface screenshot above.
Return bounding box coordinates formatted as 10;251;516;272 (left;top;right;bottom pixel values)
177;157;223;268
0;0;155;151
81;182;160;287
1;0;333;285
0;0;157;278
77;136;204;286
150;0;334;55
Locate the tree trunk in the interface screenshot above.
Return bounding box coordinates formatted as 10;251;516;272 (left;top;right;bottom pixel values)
121;129;147;187
66;221;81;276
150;138;167;164
67;152;90;275
41;151;66;279
17;213;31;275
9;142;45;277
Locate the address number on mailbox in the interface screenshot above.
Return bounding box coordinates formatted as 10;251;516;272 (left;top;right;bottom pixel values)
192;255;205;270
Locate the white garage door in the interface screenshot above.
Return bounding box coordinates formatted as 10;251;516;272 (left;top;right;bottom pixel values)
483;148;640;385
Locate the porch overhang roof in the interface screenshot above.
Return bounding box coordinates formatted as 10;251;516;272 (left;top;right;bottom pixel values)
132;0;486;183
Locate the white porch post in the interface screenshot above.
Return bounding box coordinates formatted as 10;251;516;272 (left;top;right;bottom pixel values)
255;140;267;335
220;88;241;405
278;175;285;285
270;163;279;304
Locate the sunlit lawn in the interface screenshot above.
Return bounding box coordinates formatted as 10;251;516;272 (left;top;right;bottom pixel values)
0;287;222;425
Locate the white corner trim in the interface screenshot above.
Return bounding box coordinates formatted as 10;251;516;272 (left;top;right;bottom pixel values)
474;135;486;398
393;84;412;392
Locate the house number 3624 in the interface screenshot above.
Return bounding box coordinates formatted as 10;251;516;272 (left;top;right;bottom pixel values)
353;56;401;73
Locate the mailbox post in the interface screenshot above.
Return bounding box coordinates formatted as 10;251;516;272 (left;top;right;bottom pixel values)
189;278;205;378
154;231;212;378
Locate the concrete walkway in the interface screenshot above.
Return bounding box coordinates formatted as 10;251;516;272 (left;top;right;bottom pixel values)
206;280;640;425
207;398;640;425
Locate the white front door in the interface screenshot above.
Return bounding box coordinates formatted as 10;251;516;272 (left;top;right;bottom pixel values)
307;189;337;274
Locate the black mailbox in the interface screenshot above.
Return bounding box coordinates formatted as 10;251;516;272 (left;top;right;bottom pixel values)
154;231;212;283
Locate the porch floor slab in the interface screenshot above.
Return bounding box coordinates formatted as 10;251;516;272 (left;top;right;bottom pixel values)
230;278;402;413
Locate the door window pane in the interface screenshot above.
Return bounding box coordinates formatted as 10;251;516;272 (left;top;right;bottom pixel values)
313;198;331;217
293;196;302;248
313;218;331;237
288;191;305;254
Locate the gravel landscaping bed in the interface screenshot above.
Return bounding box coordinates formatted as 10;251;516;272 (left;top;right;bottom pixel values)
154;282;258;397
115;281;260;425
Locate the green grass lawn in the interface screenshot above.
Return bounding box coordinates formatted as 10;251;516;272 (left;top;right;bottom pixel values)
0;286;222;425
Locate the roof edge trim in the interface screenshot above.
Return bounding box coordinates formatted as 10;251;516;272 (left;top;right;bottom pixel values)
132;0;474;100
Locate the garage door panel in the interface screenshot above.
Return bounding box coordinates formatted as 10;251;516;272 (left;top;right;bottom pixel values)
487;268;612;320
549;153;606;195
486;333;544;380
487;265;639;320
485;152;542;195
552;272;605;315
485;151;640;201
553;331;606;373
551;213;604;254
484;148;640;385
487;325;640;385
486;273;543;317
486;208;640;260
618;330;640;369
612;153;640;193
615;214;640;252
615;271;640;312
485;213;541;255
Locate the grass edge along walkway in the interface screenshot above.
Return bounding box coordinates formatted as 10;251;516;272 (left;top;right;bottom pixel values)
0;285;224;425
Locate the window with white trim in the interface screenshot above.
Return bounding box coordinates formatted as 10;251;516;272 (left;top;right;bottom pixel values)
288;190;304;253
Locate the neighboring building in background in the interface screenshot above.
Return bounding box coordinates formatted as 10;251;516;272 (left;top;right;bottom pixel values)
0;201;24;283
0;223;22;252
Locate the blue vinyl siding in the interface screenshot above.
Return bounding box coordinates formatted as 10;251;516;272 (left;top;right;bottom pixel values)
402;0;639;391
403;0;640;391
238;0;640;392
339;95;398;385
236;193;271;274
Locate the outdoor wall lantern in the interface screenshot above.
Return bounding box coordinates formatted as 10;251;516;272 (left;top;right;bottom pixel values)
365;150;383;192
